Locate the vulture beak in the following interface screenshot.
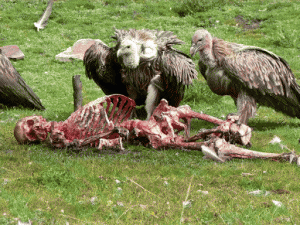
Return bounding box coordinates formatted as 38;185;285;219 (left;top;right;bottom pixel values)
116;49;122;58
190;30;207;57
190;44;198;57
116;40;140;69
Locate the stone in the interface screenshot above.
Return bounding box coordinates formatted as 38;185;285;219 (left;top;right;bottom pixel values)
55;39;104;62
0;45;25;60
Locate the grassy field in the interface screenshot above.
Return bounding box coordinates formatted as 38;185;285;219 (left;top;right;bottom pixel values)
1;0;300;224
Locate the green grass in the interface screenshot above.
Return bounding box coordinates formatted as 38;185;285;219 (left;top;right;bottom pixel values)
1;0;300;223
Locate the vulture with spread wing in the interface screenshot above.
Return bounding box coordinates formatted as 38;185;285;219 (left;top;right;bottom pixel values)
190;29;300;124
84;28;198;119
0;50;45;110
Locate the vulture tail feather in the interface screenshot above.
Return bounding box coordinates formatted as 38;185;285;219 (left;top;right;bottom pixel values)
0;54;45;110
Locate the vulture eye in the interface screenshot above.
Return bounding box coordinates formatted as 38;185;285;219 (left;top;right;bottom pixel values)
198;38;203;42
126;45;130;49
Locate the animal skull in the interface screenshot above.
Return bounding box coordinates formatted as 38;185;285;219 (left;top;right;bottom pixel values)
14;115;52;144
13;94;135;150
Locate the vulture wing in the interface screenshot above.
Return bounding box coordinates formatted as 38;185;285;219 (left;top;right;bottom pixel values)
160;48;198;85
0;53;45;110
154;30;185;48
83;41;128;96
158;48;198;106
219;44;297;97
218;43;300;117
155;30;197;86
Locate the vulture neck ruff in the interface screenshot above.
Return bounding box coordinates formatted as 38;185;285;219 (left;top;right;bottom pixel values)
117;32;158;69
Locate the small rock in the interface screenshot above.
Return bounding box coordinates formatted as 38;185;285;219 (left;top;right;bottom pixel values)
248;189;262;195
117;187;122;191
55;39;105;62
182;200;192;208
117;201;124;207
90;196;97;204
272;200;283;207
17;220;31;225
0;45;25;60
269;135;281;144
197;190;209;195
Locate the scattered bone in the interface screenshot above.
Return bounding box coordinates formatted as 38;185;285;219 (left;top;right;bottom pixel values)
213;138;299;164
98;137;124;151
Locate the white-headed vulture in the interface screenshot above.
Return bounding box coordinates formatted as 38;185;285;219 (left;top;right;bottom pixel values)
84;28;198;119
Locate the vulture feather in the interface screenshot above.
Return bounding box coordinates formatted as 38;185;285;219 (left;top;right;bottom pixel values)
190;29;300;124
84;28;198;119
0;50;45;110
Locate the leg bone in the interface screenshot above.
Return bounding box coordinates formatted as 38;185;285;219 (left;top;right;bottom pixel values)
213;138;299;165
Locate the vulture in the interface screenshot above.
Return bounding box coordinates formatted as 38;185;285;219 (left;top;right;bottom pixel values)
190;29;300;124
83;28;198;119
0;50;45;110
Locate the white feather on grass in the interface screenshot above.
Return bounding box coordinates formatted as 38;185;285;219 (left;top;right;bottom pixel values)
34;0;54;31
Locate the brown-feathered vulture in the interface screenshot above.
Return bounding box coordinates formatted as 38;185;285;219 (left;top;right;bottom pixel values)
84;28;198;119
0;50;45;110
190;29;300;124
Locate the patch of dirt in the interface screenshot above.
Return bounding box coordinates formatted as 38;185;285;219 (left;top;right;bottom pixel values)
271;189;290;194
235;15;262;31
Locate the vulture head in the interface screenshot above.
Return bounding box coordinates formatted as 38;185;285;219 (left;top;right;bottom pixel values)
190;29;217;68
190;29;213;57
116;30;158;69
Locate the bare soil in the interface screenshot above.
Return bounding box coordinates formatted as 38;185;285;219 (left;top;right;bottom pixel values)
235;15;262;30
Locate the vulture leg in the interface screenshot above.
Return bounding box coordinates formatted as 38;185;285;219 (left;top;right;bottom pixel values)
236;90;257;125
145;75;163;120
